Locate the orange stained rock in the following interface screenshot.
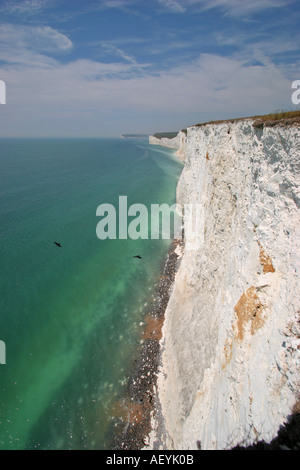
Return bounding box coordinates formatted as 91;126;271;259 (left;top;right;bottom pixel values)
234;286;265;341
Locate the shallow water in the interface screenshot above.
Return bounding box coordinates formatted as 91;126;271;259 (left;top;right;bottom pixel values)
0;137;183;449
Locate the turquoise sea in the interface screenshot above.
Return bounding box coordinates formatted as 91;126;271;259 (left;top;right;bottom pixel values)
0;137;183;449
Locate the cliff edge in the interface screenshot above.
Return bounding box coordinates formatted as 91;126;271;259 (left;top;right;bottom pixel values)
149;130;187;162
148;116;300;450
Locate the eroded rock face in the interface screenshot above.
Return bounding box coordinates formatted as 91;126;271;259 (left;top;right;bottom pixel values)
154;119;300;450
149;131;186;162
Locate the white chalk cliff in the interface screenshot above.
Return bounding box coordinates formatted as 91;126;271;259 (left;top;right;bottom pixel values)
149;118;300;450
149;131;187;162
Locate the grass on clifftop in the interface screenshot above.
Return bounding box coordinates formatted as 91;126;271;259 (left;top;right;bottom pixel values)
153;132;179;139
152;111;300;140
259;110;300;121
195;110;300;127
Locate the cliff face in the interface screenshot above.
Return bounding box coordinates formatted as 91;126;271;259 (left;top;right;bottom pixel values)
153;119;300;450
149;131;186;162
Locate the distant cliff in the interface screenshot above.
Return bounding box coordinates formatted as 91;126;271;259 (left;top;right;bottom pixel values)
121;134;149;139
148;116;300;450
149;130;187;162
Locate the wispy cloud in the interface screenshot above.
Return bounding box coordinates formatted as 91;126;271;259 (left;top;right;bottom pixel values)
0;1;298;136
0;23;73;60
0;47;295;136
101;43;148;67
182;0;295;17
100;0;134;7
157;0;186;13
154;0;296;16
0;0;50;15
0;22;149;77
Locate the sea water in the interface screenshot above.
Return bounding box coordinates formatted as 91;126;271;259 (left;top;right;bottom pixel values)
0;137;183;449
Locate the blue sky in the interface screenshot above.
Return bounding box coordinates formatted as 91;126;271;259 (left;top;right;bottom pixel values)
0;0;299;136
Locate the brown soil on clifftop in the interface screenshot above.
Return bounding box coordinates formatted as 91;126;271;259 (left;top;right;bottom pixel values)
195;110;300;128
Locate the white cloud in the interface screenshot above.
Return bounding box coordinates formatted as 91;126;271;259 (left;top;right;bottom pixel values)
182;0;294;17
0;49;296;136
0;4;298;136
0;24;73;56
157;0;186;13
101;43;148;67
98;0;137;10
95;0;295;16
0;0;49;15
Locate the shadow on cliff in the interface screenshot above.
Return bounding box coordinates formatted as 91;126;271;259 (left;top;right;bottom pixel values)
231;411;300;450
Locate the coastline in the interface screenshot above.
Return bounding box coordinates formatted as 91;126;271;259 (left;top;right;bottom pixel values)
111;117;300;450
112;236;184;450
109;141;185;450
145;120;300;450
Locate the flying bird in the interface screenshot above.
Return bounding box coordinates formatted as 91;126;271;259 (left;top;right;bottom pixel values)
133;255;142;259
54;242;61;247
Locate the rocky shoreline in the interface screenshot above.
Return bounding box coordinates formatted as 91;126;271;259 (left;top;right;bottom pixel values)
112;238;183;450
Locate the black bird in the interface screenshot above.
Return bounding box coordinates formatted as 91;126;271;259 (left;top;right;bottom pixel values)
54;242;61;247
133;255;142;259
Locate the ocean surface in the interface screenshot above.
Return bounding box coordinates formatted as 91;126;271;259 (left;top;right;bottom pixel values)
0;137;183;449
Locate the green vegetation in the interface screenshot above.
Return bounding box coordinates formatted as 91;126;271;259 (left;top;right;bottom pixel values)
194;110;300;127
253;110;300;121
153;132;179;139
152;129;187;139
152;111;300;140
